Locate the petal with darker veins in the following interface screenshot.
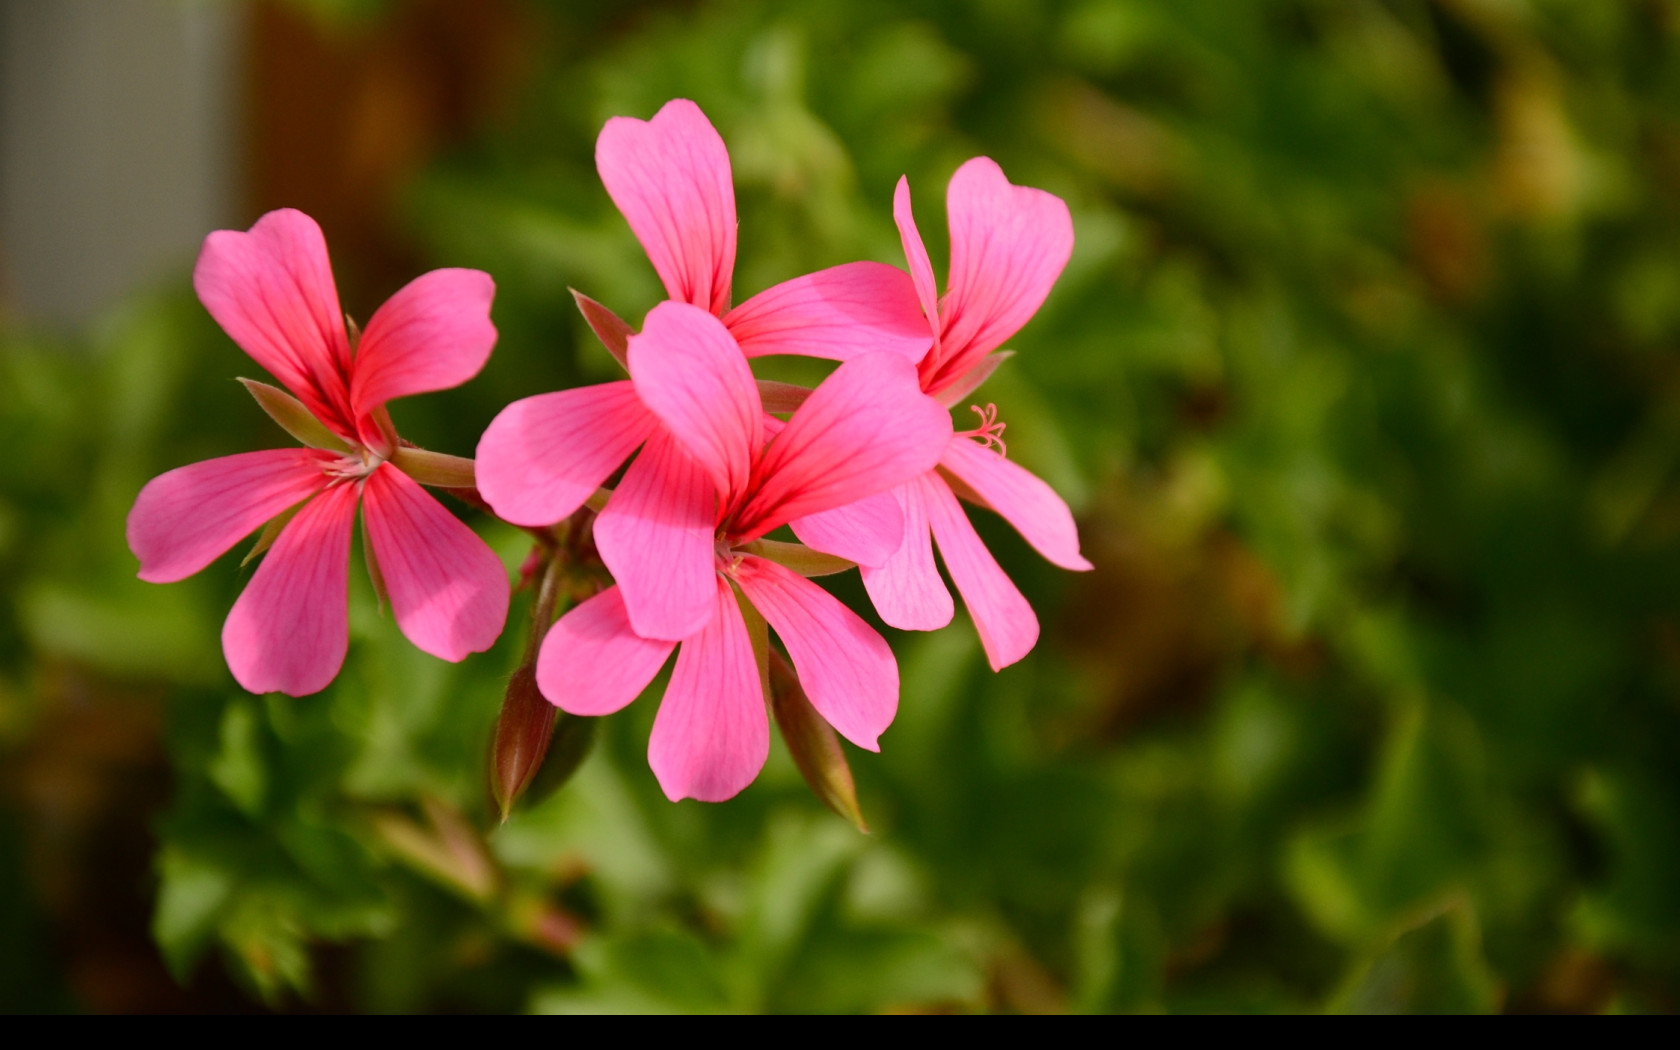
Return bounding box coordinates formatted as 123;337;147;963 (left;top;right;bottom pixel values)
648;576;767;802
736;353;951;539
476;381;658;527
128;448;335;584
222;481;359;696
726;261;932;364
734;556;898;751
597;99;736;316
860;477;954;632
538;586;677;716
939;437;1091;571
595;428;718;642
194;209;355;436
362;465;509;662
923;472;1039;670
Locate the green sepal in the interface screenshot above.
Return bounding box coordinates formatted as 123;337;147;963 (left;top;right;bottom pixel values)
734;583;772;703
758;380;812;414
361;505;388;614
934;350;1013;408
242;501;305;567
571;288;632;369
738;538;854;577
238;378;351;451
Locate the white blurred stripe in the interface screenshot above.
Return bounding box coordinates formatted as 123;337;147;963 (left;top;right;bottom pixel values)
0;0;245;326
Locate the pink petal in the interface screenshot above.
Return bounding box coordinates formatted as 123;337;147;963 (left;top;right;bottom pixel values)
929;158;1073;390
766;401;915;571
361;464;509;662
475;382;658;527
648;575;767;802
351;268;497;423
723;262;933;363
734;353;952;539
923;472;1039;670
594;429;719;642
222;481;358;696
626;301;760;502
733;556;897;751
893;176;941;347
789;490;904;568
537;586;677;716
860;476;954;631
939;438;1092;571
128;448;335;584
193;209;355;437
596;99;736;316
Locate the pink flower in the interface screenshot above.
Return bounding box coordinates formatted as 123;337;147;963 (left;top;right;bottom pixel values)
126;209;510;696
477;97;935;642
475;327;911;646
857;158;1093;670
596;98;932;364
535;302;951;802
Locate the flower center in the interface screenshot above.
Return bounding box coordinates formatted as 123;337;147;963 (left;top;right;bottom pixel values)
325;446;387;481
958;403;1008;456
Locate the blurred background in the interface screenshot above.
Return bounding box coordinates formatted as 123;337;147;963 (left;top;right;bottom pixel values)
2;0;1679;1013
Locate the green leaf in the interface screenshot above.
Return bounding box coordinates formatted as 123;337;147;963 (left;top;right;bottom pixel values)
151;848;234;983
1327;897;1503;1015
209;698;268;817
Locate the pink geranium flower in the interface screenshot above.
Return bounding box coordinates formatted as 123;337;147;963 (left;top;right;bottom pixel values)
534;301;951;802
596;98;931;364
126;209;510;696
857;158;1093;670
476;98;933;643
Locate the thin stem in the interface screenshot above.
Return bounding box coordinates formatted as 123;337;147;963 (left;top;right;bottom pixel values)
527;544;570;652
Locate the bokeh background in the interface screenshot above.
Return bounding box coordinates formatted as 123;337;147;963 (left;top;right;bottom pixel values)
3;0;1679;1013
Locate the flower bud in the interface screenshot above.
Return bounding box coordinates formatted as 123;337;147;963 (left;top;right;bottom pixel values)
490;663;556;823
491;663;597;822
769;650;868;832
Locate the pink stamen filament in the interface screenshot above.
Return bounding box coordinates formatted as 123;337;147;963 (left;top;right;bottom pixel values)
959;403;1008;456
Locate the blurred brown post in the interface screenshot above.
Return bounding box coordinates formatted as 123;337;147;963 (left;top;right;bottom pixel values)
246;0;538;313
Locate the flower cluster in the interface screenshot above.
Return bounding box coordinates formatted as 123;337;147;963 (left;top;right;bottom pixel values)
127;99;1086;807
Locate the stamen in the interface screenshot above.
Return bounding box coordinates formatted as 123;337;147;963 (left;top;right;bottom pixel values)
324;447;385;480
716;538;743;573
959;403;1008;456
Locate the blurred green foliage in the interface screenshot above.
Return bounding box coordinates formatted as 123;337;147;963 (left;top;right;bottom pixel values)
4;0;1680;1013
